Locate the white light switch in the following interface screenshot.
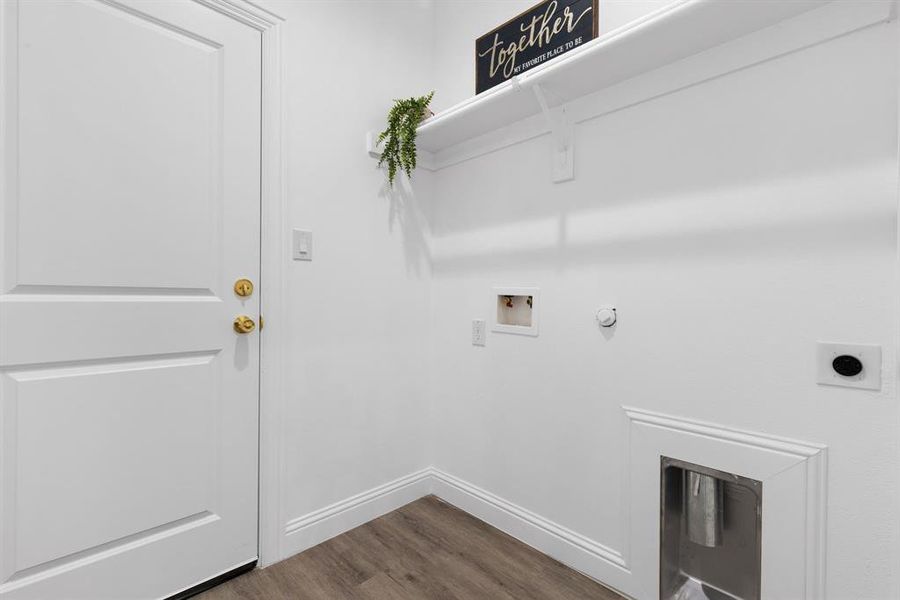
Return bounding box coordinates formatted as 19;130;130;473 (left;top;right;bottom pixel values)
292;229;312;261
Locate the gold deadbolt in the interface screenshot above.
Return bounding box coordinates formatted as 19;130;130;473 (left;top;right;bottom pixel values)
233;315;256;334
234;278;254;297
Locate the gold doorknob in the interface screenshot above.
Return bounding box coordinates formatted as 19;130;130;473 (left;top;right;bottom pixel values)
234;278;254;297
233;315;256;334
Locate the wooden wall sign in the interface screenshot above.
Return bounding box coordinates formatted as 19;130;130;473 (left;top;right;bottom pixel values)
476;0;599;94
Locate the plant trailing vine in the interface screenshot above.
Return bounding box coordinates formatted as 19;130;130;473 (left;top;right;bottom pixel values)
377;91;434;187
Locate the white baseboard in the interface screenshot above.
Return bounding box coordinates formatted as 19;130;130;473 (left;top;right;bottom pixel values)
282;468;433;558
429;469;634;598
280;467;633;598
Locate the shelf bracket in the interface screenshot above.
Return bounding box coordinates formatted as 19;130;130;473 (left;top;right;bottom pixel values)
366;130;383;159
531;83;574;183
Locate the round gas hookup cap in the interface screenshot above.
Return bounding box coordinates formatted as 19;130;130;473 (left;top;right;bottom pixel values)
596;306;617;328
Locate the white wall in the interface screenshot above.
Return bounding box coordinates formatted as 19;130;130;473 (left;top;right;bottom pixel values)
253;2;900;598
259;0;436;555
427;4;900;600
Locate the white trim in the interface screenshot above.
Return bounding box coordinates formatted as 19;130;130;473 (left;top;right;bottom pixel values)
277;468;633;598
192;0;282;31
282;469;433;558
192;0;287;568
623;407;826;459
429;469;632;597
430;470;625;567
893;5;900;595
256;8;287;570
623;407;827;600
277;438;824;600
0;1;15;584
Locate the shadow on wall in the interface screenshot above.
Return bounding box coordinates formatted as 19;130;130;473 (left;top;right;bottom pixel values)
425;162;895;275
421;21;896;274
425;21;894;243
378;173;433;278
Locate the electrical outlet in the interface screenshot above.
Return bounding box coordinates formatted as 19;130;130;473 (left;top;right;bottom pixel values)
472;319;486;346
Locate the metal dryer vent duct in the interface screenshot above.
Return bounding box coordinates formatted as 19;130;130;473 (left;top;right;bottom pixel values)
685;470;723;548
660;457;762;600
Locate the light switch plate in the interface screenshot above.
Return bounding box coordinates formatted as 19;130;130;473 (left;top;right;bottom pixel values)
292;229;312;261
816;342;881;390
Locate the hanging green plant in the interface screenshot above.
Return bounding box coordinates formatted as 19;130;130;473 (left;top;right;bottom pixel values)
377;91;434;187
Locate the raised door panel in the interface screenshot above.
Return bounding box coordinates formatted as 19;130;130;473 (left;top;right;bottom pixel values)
4;353;217;575
13;0;223;292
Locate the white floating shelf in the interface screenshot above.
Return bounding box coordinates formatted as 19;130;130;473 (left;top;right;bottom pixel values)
416;0;829;155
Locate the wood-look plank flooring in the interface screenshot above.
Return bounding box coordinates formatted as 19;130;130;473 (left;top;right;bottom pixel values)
195;495;626;600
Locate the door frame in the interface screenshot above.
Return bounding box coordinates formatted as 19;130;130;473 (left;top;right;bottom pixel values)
192;0;287;568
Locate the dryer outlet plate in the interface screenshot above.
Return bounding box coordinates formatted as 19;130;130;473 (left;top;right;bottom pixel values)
816;342;881;391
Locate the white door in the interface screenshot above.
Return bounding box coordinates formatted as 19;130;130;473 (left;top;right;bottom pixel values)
0;1;261;598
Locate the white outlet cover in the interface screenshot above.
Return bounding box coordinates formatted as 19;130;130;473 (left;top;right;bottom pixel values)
816;342;881;390
472;319;486;347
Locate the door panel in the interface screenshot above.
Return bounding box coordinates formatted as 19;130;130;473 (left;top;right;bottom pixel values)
0;1;261;598
10;354;217;573
16;0;222;290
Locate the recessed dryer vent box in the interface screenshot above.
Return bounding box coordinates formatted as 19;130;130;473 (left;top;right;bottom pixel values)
493;287;539;336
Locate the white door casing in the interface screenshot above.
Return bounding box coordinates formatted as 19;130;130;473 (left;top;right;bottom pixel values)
0;1;262;598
